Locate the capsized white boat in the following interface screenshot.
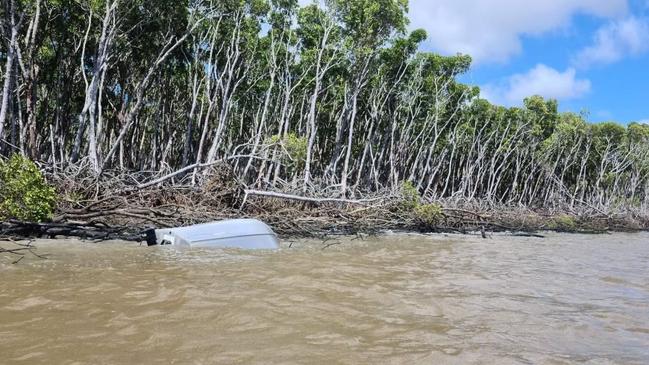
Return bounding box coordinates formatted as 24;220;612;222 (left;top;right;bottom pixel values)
146;219;279;249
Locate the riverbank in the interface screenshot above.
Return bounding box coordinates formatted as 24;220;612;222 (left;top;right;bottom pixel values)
2;167;647;243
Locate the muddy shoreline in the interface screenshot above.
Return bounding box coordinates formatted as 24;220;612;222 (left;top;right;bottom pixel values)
2;196;647;244
2;168;647;243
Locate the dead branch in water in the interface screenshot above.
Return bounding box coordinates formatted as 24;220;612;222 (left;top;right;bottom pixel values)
0;239;47;264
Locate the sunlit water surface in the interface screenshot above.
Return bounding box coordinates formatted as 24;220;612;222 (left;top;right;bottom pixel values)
1;232;648;364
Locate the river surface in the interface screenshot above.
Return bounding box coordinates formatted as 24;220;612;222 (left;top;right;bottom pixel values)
1;233;648;364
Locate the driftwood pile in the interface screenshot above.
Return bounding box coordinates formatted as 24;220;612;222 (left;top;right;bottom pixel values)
2;162;645;245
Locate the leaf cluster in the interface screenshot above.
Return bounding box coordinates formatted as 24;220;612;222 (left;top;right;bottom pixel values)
0;155;57;222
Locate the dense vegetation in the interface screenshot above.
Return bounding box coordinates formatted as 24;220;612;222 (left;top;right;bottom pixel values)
0;154;56;221
1;0;648;215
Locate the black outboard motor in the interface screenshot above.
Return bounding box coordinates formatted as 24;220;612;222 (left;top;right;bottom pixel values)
143;229;158;246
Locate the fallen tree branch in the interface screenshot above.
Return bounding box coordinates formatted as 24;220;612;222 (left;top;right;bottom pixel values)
135;161;223;190
135;155;281;190
1;239;47;264
54;209;172;227
243;189;384;206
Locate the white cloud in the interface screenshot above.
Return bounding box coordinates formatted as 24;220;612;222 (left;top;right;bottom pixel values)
639;119;649;124
482;64;591;105
573;16;649;67
407;0;628;63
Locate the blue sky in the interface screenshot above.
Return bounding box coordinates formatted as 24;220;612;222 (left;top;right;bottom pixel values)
407;0;649;124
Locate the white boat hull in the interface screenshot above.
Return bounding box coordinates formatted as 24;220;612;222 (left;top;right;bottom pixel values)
150;219;279;249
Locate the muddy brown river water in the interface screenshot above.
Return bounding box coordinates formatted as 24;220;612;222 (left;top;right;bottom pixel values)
1;233;648;364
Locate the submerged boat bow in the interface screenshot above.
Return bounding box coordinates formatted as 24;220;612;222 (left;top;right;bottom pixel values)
146;219;279;249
